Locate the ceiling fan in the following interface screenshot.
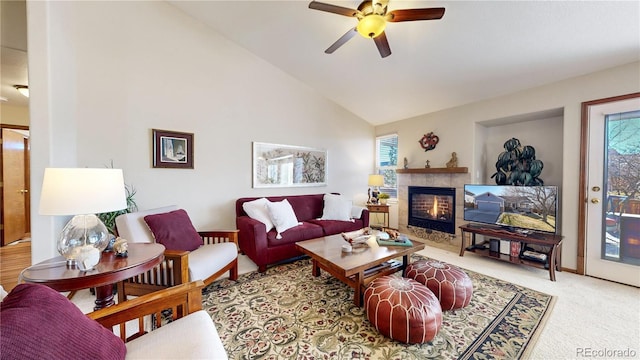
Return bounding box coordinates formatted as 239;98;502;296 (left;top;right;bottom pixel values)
309;0;445;58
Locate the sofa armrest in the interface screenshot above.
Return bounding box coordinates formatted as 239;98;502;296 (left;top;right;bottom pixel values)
360;209;370;227
236;216;268;263
89;281;205;342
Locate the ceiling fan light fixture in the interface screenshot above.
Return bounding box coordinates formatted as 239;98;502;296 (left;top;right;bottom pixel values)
357;14;386;38
14;85;29;98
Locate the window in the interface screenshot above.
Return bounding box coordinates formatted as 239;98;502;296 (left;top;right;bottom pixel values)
376;134;398;198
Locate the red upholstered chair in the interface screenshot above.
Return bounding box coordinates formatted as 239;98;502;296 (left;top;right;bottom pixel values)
115;206;238;301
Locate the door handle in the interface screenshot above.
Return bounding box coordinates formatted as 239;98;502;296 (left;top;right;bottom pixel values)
592;186;601;192
18;189;28;194
591;198;600;204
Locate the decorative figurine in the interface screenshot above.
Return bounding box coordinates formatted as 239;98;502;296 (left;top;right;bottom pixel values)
446;152;458;168
403;157;408;169
418;132;439;152
425;160;431;168
113;237;129;257
104;235;116;252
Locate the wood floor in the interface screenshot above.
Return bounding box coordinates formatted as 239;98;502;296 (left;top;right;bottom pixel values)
0;240;31;292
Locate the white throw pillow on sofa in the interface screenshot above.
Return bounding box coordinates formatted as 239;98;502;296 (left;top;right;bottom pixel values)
242;198;274;232
320;194;353;221
266;199;301;239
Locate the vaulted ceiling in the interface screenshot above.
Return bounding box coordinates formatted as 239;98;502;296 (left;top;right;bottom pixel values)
169;0;640;125
3;1;639;125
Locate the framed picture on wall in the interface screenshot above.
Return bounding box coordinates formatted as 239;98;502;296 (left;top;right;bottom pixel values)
252;142;327;188
152;129;194;169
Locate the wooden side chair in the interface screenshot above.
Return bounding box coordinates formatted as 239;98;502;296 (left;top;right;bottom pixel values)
115;205;238;302
90;281;228;359
1;281;227;359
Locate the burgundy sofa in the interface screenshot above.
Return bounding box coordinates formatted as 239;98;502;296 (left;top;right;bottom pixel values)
236;193;369;272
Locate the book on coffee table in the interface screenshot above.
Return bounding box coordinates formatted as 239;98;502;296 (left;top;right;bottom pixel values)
376;234;413;247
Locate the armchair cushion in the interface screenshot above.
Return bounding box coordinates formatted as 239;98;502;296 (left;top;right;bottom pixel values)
188;242;238;282
144;209;202;252
0;284;126;360
116;205;178;243
125;310;225;359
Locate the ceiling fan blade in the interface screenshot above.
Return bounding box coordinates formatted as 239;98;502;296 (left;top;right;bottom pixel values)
374;31;391;58
309;1;359;17
325;28;358;54
386;8;445;22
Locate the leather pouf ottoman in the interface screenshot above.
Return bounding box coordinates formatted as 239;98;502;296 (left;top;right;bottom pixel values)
364;275;442;344
406;259;473;311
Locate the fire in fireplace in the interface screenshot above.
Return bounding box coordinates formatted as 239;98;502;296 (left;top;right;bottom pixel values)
408;186;456;234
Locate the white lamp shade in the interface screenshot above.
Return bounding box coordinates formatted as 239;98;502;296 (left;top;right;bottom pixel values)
39;168;127;215
368;174;384;187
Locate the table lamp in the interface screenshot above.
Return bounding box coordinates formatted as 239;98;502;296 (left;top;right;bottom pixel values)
368;174;384;204
39;168;127;271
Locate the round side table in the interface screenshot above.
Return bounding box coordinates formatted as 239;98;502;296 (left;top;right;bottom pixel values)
20;243;164;310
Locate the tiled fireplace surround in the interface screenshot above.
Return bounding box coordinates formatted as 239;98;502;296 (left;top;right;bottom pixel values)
397;171;471;247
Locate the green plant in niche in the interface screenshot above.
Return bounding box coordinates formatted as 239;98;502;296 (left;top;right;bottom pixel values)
96;161;138;236
491;137;544;186
97;184;138;236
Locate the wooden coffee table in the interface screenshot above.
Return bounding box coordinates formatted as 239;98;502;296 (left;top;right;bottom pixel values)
295;233;425;306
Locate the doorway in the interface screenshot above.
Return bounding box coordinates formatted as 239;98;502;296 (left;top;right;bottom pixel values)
579;93;640;287
1;125;30;246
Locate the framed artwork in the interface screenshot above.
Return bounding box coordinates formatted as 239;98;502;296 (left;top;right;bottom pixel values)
253;142;327;188
152;129;194;169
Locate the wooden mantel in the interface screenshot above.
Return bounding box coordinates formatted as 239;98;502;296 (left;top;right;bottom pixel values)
396;167;468;174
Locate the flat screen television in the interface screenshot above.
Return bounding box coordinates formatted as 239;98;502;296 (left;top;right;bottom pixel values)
464;184;558;234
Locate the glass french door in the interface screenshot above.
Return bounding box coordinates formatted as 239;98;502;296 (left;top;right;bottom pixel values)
585;96;640;287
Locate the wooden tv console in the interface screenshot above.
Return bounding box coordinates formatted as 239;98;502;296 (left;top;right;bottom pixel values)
459;224;563;281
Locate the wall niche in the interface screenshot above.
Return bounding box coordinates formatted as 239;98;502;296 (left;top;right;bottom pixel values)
473;108;564;235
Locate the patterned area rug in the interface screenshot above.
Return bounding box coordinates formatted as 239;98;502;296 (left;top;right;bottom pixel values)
202;255;554;359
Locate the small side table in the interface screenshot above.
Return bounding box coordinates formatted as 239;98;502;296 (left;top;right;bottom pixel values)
367;204;390;228
20;243;165;310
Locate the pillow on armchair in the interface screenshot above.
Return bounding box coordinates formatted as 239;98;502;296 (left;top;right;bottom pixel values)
144;209;203;252
0;284;126;360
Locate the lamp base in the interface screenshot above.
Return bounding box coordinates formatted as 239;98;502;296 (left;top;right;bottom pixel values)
71;245;101;271
58;214;109;271
368;189;380;204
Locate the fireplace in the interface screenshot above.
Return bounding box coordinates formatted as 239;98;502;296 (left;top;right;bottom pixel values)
408;186;456;234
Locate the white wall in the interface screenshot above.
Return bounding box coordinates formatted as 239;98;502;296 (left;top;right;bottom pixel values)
23;0;640;270
480;115;564;187
0;104;29;126
26;1;374;263
376;61;640;271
